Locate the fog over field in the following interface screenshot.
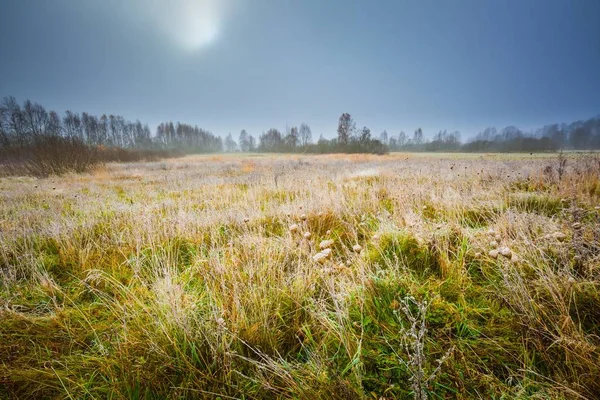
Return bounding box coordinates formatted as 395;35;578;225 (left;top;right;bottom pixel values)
1;1;600;399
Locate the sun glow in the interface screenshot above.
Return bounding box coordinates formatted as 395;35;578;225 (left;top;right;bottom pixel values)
177;0;223;50
139;0;233;51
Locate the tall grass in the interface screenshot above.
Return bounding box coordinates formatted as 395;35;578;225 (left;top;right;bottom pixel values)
1;153;599;399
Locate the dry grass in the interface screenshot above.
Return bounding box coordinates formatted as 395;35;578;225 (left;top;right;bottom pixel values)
1;152;599;399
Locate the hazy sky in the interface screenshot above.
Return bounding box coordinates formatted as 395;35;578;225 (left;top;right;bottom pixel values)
1;0;599;139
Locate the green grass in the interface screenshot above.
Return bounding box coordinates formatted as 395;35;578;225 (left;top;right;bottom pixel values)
1;153;599;399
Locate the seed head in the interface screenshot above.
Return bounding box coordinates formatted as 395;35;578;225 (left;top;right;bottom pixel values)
319;239;334;249
313;248;332;264
499;246;512;258
553;232;567;241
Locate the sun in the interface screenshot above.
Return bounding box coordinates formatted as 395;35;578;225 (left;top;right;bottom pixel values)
138;0;231;51
177;0;222;50
180;16;220;50
174;0;227;51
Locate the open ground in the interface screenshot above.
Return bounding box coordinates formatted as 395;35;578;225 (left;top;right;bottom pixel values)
1;152;599;399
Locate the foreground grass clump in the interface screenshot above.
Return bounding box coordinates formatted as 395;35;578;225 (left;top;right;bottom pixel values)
508;193;564;217
365;231;439;277
1;153;600;399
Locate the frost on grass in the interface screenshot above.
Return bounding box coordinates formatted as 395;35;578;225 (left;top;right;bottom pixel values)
1;153;600;399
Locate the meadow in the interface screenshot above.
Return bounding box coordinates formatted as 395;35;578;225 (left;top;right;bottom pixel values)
1;152;599;399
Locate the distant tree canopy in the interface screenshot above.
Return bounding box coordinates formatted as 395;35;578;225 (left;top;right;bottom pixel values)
0;96;223;154
252;114;386;154
155;122;222;153
337;113;355;146
383;117;600;152
2;96;600;156
0;96;154;148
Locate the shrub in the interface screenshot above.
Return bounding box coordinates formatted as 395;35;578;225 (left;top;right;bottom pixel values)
0;135;99;177
0;137;181;177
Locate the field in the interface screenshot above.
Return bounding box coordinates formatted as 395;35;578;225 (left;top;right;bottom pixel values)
1;152;599;399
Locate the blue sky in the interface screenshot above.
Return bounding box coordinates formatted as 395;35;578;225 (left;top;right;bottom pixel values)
1;0;599;139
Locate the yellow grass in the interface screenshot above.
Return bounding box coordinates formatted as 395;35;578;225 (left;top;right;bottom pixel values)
1;152;599;399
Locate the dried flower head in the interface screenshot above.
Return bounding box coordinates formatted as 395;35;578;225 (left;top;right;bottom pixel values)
553;232;567;241
319;239;334;249
313;248;332;264
499;246;512;258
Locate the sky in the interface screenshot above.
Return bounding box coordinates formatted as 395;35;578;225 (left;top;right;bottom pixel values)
1;0;599;140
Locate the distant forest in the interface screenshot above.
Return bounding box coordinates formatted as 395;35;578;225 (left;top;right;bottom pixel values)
1;96;600;157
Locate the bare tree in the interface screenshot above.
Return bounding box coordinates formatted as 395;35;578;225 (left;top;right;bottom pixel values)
259;128;283;151
337;113;355;146
285;126;299;149
98;114;109;145
413;128;424;145
299;123;312;147
47;111;61;136
380;130;388;145
239;129;249;152
225;133;237;152
359;126;371;142
22;100;48;138
398;131;407;147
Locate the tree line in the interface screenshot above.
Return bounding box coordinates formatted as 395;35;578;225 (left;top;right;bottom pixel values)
2;96;600;157
225;113;600;154
0;96;223;153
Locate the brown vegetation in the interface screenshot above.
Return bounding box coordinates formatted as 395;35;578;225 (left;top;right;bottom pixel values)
1;152;599;399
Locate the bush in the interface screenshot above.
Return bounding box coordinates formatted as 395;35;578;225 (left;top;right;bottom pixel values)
0;136;181;177
0;135;99;177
